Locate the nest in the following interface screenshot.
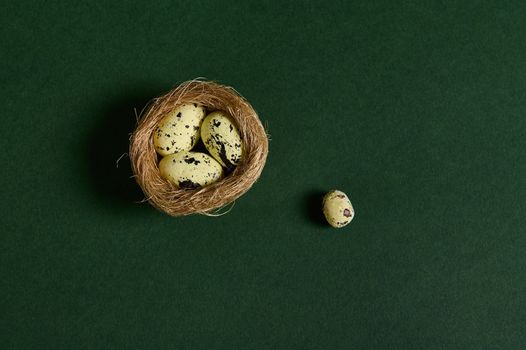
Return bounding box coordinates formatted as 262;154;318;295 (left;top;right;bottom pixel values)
129;80;269;216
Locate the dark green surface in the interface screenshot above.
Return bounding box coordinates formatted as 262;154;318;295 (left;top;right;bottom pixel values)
2;1;526;348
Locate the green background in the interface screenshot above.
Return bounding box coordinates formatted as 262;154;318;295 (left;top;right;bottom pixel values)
2;0;526;348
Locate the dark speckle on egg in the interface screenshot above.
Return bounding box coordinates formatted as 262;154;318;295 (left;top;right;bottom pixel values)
179;180;200;189
214;136;234;170
184;157;201;165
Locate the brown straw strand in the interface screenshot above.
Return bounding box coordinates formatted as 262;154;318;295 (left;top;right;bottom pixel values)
129;80;269;216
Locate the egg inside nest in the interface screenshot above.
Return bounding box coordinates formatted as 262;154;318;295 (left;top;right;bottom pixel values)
154;103;243;189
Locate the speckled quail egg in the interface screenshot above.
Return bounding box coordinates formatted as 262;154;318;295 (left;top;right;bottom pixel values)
322;190;355;228
159;151;224;189
200;111;243;170
153;103;206;156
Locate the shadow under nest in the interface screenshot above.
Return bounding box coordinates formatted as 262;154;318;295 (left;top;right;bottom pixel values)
85;88;162;212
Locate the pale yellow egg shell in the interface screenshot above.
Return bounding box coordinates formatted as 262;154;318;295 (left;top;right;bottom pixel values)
200;111;243;169
159;151;224;189
153;103;206;156
322;190;355;228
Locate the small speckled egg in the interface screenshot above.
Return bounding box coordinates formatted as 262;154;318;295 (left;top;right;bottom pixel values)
153;103;206;156
322;190;355;228
159;151;224;189
200;111;243;170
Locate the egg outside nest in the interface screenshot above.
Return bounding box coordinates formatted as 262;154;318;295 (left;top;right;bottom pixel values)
322;190;355;228
129;80;269;216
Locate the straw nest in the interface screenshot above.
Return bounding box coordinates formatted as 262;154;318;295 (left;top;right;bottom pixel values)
129;80;269;216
